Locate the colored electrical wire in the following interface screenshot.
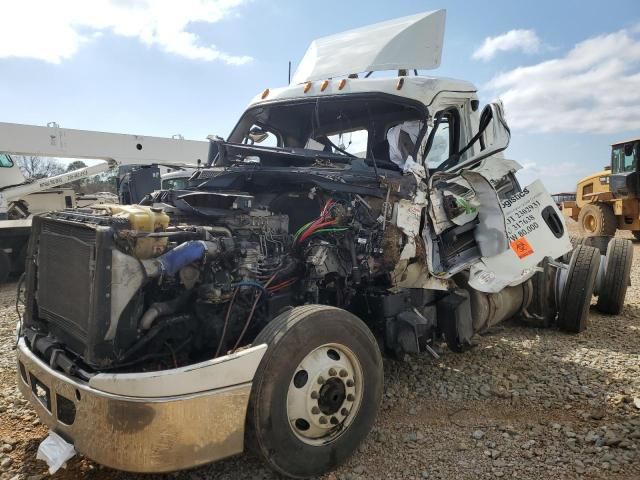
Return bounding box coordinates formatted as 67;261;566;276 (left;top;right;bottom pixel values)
306;227;349;238
214;287;238;358
295;199;338;244
232;272;278;352
298;219;338;243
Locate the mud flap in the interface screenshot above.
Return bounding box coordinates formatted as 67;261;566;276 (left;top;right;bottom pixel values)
437;289;474;352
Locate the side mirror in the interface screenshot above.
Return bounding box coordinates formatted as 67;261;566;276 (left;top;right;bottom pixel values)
478;101;511;154
248;126;269;144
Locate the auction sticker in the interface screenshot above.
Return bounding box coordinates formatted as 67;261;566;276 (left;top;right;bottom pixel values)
510;236;534;259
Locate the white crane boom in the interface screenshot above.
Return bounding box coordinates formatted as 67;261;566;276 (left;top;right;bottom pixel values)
0;121;210;215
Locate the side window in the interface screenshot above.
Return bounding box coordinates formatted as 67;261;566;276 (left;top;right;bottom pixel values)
613;143;638;173
624;143;636;172
425;117;450;168
0;153;14;168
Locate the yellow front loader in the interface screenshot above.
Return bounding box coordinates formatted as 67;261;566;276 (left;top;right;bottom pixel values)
564;137;640;239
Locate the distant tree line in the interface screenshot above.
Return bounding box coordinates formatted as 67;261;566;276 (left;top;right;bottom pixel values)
14;155;117;194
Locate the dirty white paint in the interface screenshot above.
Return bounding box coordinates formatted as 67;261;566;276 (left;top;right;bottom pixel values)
90;344;267;397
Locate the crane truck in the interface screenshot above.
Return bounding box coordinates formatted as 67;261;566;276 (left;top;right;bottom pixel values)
12;10;634;479
0;122;208;282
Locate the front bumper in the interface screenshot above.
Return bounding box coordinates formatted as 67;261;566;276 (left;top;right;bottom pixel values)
16;339;266;473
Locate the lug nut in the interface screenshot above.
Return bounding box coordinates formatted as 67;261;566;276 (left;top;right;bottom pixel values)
346;379;354;387
319;416;328;424
341;408;349;416
310;391;319;399
347;394;355;402
328;368;337;376
311;406;320;414
317;376;325;384
339;369;348;377
330;416;339;425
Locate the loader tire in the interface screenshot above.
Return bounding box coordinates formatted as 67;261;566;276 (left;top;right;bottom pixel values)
246;305;383;478
578;203;617;236
596;238;633;315
583;235;612;255
558;245;600;333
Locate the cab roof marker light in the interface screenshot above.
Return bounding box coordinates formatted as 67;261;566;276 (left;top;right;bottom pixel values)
261;88;270;99
338;79;347;90
303;82;312;93
320;80;329;92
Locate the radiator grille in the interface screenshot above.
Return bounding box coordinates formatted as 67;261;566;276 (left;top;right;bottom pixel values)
37;220;96;343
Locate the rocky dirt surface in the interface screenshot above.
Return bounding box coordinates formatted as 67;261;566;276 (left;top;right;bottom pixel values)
0;228;639;480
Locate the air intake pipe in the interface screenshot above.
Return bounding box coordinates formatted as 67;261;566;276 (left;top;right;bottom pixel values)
142;240;225;278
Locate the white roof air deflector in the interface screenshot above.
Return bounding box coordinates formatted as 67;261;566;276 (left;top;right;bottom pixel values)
292;10;446;84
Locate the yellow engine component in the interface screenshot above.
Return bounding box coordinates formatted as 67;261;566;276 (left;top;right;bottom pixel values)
97;204;170;259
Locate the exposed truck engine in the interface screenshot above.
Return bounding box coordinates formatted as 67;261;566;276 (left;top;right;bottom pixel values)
22;166;453;372
22;149;559;376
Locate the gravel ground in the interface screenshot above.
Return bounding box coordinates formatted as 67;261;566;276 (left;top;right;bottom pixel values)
1;226;639;480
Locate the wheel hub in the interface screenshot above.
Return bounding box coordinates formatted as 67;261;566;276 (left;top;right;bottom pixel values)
318;378;346;415
286;344;363;445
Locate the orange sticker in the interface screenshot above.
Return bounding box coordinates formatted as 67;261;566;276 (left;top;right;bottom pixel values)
510;236;534;259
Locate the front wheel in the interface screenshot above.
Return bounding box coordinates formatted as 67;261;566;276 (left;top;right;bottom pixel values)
577;203;617;236
246;305;383;479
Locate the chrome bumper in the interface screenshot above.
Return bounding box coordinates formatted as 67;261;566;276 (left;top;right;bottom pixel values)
16;339;266;473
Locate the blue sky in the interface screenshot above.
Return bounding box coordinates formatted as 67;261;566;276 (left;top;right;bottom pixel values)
1;0;639;192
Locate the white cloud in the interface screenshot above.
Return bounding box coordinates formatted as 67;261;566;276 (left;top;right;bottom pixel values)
473;29;540;61
0;0;252;65
520;160;581;178
485;28;640;134
516;160;588;193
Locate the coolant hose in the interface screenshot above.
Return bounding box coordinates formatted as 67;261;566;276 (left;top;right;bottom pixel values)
140;293;191;330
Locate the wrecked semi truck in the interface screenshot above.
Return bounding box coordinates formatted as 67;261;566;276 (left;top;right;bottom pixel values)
15;10;631;479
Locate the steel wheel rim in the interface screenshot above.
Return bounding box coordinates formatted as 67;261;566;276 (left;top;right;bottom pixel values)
286;343;363;445
584;214;597;233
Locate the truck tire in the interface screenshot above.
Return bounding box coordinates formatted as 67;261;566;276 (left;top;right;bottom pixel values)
246;305;383;478
561;236;585;263
583;235;612;255
596;238;633;314
0;251;9;284
558;245;600;333
578;203;617;236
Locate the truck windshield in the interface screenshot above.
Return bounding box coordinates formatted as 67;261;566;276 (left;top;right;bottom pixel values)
228;95;425;169
0;153;14;168
612;142;638;173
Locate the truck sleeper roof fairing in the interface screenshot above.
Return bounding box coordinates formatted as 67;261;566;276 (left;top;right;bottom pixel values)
292;10;446;83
